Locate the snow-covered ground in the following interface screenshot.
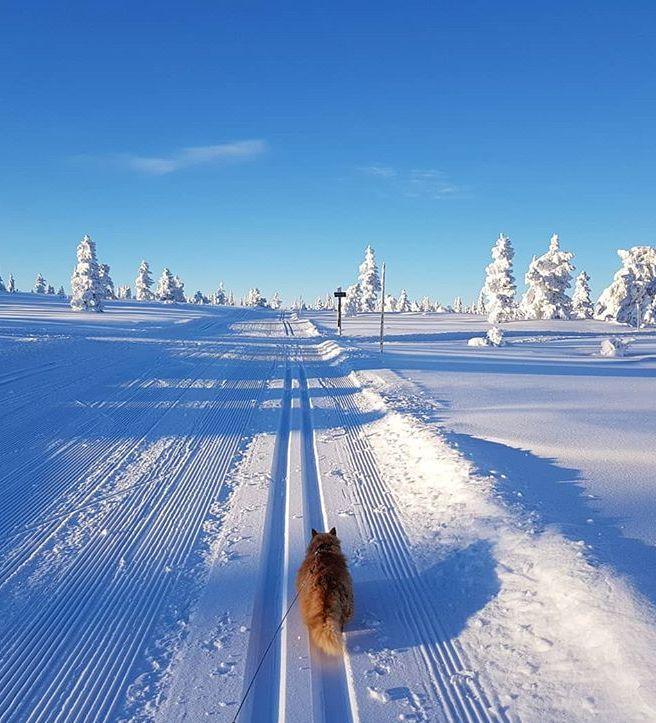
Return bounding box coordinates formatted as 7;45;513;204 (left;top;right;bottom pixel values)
1;295;655;722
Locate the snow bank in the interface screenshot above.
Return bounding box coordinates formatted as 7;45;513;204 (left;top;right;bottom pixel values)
351;369;656;722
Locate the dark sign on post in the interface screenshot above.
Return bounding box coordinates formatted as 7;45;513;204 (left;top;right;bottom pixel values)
334;288;347;335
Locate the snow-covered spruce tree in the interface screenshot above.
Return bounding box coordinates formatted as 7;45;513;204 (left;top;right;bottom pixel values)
98;263;115;299
173;275;186;302
521;233;575;320
191;290;208;304
46;285;55;295
357;245;381;312
245;288;267;307
384;294;397;312
596;246;656;326
0;273;5;292
418;296;432;313
213;282;227;305
324;292;333;311
156;268;177;302
476;287;487;315
135;260;154;301
117;284;131;299
572;271;593;319
7;274;15;293
70;234;104;312
269;291;282;310
396;288;411;312
228;290;235;306
57;285;66;298
34;274;47;294
453;296;464;313
343;284;361;316
484;233;517;323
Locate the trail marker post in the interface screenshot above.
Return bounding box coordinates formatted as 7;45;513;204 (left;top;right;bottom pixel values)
379;262;386;354
334;287;346;335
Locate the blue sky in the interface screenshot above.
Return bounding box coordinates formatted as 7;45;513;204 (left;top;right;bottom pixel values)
2;1;655;303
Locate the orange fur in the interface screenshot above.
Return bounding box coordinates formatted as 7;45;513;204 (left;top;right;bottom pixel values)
296;528;354;656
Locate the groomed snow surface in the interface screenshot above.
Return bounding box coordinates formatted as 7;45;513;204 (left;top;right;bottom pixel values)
0;295;655;722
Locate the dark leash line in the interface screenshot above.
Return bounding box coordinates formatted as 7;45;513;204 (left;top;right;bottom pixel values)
231;585;304;723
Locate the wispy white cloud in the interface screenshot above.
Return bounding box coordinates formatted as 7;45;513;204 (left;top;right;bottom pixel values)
82;140;268;175
358;164;460;199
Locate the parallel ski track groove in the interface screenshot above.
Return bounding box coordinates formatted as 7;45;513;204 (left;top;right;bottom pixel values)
0;337;245;587
0;313;250;548
0;317;276;722
295;342;356;723
238;357;292;722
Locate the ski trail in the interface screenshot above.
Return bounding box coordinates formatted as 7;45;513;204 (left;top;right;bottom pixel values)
297;363;357;723
0;341;239;590
0;315;278;722
317;367;504;722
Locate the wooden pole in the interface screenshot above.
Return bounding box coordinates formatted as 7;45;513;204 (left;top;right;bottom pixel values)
379;262;386;354
337;295;342;335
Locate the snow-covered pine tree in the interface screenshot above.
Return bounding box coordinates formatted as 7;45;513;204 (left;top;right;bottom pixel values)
7;274;15;293
384;294;397;312
98;263;115;299
419;296;432;313
453;296;464;313
228;290;235;306
213;282;227;305
476;287;487;315
173;275;186;302
117;284;132;299
156;268;177;302
572;271;593;319
58;285;67;298
521;234;575;320
483;233;516;323
343;284;361;316
357;245;381;312
191;290;208;304
323;292;334;310
34;274;47;294
245;288;267;307
396;289;411;312
46;285;55;295
135;260;154;301
70;234;104;312
595;246;656;326
0;273;5;292
269;291;282;310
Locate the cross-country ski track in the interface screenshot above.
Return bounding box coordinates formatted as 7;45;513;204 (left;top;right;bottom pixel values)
7;302;655;721
0;308;503;721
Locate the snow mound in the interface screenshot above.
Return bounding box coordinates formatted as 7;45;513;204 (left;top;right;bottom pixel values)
468;326;505;347
600;337;632;357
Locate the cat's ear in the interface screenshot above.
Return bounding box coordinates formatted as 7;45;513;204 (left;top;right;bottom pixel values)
329;527;337;536
311;529;318;538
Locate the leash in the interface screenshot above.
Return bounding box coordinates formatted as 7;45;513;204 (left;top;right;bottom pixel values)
231;547;330;723
231;585;304;722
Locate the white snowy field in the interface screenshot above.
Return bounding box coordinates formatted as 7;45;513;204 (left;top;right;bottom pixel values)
1;294;655;722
